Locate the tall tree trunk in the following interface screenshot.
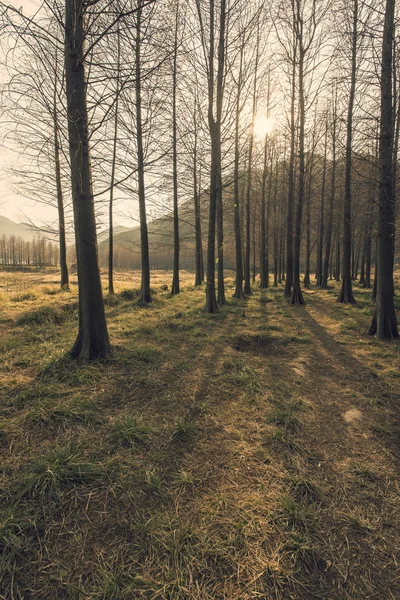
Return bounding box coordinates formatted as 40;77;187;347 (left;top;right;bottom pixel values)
368;0;398;338
335;222;341;280
204;0;226;313
193;100;204;286
108;25;120;295
338;0;357;304
322;102;337;289
285;40;297;297
65;0;110;362
136;0;152;304
363;184;373;289
171;8;180;296
260;135;269;289
216;0;226;307
53;83;69;290
273;158;279;286
233;40;245;298
217;163;226;304
291;17;305;306
303;143;314;290
244;25;260;295
317;120;328;287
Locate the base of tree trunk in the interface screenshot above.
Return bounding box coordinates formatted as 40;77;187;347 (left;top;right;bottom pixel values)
233;289;246;299
139;291;152;305
337;278;356;304
367;311;399;338
290;285;305;305
70;334;111;365
205;283;218;313
171;279;180;296
244;282;252;295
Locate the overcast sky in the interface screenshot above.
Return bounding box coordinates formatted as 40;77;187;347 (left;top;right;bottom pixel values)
0;1;50;225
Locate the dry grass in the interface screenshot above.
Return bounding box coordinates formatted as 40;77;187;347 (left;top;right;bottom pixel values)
0;268;399;599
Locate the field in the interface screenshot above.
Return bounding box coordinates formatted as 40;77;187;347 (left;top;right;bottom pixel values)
0;268;399;599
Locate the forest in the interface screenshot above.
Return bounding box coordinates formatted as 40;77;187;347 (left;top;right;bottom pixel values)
0;0;399;599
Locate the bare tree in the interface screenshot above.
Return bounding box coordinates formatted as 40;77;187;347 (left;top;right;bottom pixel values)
368;0;398;338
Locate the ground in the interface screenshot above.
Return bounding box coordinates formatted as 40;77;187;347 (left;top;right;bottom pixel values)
0;268;399;599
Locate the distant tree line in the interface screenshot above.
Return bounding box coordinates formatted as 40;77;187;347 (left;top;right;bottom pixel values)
0;235;59;268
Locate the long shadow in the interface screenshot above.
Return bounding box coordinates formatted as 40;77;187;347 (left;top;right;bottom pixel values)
301;304;400;459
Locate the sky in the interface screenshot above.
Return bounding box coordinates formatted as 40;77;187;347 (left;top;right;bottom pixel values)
0;0;48;225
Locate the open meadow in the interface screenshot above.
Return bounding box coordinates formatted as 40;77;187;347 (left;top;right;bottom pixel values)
0;269;399;599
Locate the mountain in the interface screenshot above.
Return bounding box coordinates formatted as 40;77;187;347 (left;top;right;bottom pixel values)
0;216;38;241
97;196;238;271
97;225;132;244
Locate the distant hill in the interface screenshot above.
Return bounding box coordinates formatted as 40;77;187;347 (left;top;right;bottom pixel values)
0;216;38;241
97;225;132;244
97;196;237;271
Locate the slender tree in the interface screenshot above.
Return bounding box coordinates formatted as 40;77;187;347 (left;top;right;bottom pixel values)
368;0;398;338
338;0;358;304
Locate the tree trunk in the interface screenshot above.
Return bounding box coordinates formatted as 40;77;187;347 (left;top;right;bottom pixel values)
244;25;260;295
204;0;226;313
260;135;269;289
193;100;204;287
291;25;305;306
322;103;337;289
285;41;297;297
136;0;152;304
368;0;398;338
317;121;328;287
108;25;120;296
338;0;357;304
171;9;180;296
54;94;69;290
217;163;226;304
65;0;110;363
303;144;314;290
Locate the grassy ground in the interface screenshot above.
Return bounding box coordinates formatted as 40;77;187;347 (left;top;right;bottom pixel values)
0;269;399;599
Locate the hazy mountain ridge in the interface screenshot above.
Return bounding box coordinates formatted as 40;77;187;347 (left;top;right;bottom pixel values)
0;216;38;241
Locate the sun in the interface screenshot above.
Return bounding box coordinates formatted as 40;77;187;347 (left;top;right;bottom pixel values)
254;115;276;139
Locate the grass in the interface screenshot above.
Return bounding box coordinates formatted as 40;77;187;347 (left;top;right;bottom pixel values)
171;417;197;443
108;415;153;447
24;397;104;428
17;442;106;501
0;269;399;599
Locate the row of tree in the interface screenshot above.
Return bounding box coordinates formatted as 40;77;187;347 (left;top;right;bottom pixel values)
0;235;60;268
0;0;398;362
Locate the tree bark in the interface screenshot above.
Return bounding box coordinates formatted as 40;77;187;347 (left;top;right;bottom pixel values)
54;88;69;290
338;0;357;304
136;0;152;304
233;40;245;298
193;100;204;287
108;25;121;296
322;101;337;289
65;0;110;363
285;39;297;297
171;8;180;296
368;0;398;338
317;120;328;287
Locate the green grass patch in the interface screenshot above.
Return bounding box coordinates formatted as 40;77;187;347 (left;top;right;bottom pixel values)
108;415;153;448
17;443;106;501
